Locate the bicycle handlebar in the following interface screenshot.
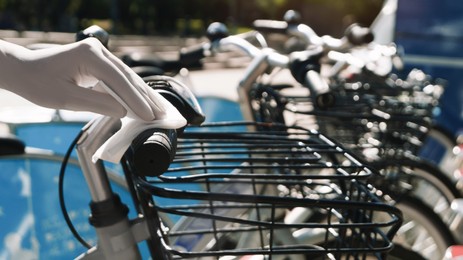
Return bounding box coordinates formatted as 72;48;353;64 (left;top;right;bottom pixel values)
178;23;270;67
71;75;201;259
197;23;335;108
130;128;177;177
250;17;397;79
75;25;110;48
252;19;288;34
213;35;290;67
252;19;373;51
289;48;336;108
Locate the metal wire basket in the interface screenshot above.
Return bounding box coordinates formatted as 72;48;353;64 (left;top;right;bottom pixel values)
321;95;435;158
268;84;439;159
133;122;402;259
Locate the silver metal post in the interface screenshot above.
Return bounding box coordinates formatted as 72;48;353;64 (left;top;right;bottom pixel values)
238;52;271;123
75;116;142;260
76;116;121;202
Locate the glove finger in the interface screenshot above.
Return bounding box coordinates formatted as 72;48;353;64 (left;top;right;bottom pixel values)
91;41;172;118
56;80;127;118
92;53;187;128
76;38;157;121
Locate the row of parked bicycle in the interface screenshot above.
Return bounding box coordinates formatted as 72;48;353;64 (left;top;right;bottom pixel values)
1;8;463;260
122;9;463;259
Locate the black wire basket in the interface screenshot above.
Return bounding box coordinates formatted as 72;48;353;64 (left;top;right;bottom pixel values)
249;80;441;160
274;86;439;159
133;122;402;259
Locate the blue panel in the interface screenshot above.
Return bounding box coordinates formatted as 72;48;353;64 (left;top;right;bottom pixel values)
0;155;143;259
14;122;85;156
198;97;243;123
395;0;463;135
0;157;92;259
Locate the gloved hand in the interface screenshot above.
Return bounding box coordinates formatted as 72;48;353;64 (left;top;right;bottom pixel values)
0;37;184;124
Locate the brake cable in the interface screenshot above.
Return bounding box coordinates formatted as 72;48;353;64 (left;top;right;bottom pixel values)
58;129;92;249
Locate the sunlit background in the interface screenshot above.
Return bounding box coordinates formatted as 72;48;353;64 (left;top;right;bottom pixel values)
0;0;383;37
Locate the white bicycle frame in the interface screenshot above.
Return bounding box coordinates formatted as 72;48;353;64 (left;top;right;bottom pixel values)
74;116;150;260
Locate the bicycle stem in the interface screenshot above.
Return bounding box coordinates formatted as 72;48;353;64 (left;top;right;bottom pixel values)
76;116;120;201
238;51;272;122
212;33;334;114
75;116;145;260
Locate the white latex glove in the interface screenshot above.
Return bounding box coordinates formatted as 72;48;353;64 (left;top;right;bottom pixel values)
0;38;187;163
0;37;182;123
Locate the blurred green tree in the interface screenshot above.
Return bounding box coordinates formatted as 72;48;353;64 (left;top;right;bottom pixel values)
0;0;383;36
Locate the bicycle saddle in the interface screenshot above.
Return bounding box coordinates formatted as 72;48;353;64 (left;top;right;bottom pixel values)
0;135;25;156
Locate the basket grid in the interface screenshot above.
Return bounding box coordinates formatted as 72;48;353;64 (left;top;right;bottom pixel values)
133;122;402;259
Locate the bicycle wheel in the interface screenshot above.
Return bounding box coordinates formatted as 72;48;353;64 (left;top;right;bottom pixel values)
369;157;462;231
387;195;457;260
425;125;456;152
420;125;459;178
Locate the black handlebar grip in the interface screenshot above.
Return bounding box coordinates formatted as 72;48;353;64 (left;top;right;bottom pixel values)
206;22;229;42
75;25;110;48
131;128;177;177
252;19;288;34
283;10;301;24
304;70;335;108
179;44;206;66
289;49;335;109
344;23;374;46
0;135;25;156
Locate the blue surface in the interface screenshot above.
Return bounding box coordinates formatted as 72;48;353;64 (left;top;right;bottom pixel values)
13;122;85;156
198;96;244;123
0;154;148;259
395;0;463;136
